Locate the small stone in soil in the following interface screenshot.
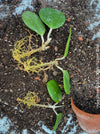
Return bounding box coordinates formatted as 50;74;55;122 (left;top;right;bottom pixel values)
4;36;8;41
54;46;58;52
66;18;70;22
72;76;79;83
78;36;83;42
10;89;13;93
47;98;50;102
34;77;40;80
53;71;58;76
5;89;8;92
36;98;40;103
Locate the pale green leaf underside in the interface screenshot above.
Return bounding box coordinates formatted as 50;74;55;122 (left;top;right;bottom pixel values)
39;8;65;29
63;70;71;94
47;80;62;103
53;113;63;131
22;11;45;35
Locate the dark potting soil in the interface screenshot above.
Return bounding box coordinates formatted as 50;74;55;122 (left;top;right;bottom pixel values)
0;0;100;133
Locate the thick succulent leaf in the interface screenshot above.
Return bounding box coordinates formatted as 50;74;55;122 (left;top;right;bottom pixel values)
53;113;63;132
22;11;45;35
64;28;71;58
47;80;62;103
63;70;71;94
39;8;65;29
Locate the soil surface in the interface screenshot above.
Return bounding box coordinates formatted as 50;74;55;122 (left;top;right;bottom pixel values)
0;0;100;133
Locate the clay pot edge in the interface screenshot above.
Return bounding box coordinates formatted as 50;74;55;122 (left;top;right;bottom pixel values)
71;97;100;121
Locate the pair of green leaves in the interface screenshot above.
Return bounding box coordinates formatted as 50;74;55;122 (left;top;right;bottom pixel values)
47;72;70;103
22;8;65;36
47;71;70;131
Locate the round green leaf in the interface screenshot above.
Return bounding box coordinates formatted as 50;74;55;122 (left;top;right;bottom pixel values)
63;70;71;94
39;8;65;29
53;113;63;132
47;80;62;103
22;11;45;35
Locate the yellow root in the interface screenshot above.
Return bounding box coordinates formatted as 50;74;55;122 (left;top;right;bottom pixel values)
12;32;54;73
17;91;39;108
12;34;38;63
17;57;55;73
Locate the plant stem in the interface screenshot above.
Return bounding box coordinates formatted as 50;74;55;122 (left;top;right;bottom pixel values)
33;103;63;109
41;35;44;44
53;109;58;115
56;56;65;61
42;38;52;49
23;38;52;57
32;60;57;69
56;65;63;72
47;28;53;40
25;102;64;114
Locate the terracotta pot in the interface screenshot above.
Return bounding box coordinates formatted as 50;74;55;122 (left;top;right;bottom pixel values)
71;97;100;134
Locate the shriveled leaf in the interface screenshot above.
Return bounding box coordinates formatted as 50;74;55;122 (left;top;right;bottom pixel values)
47;80;62;103
53;113;63;132
63;70;71;94
64;28;71;58
22;11;45;35
39;8;65;29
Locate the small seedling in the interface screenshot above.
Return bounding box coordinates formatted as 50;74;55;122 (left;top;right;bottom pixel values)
17;82;63;132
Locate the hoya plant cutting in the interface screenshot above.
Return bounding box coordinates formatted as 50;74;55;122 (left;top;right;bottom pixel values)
13;7;65;61
12;7;71;94
13;7;71;132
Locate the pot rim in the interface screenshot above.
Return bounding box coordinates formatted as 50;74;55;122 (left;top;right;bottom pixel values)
71;96;100;118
